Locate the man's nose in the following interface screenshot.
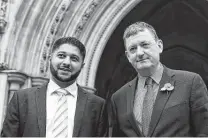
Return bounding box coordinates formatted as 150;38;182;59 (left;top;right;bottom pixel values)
136;46;144;56
62;56;71;65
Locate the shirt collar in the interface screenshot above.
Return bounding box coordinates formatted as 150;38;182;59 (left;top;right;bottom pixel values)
150;63;164;84
65;81;78;97
137;63;164;85
47;79;78;97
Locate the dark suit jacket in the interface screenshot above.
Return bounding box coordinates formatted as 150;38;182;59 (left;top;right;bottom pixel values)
110;66;208;137
1;84;108;137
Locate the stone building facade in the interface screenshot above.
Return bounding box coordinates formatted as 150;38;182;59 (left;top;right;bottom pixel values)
1;0;208;130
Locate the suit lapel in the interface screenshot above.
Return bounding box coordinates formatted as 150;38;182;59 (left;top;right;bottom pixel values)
73;86;88;137
35;84;47;137
127;77;144;136
148;67;175;136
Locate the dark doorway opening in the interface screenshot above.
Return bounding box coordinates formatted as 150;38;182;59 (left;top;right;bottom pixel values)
95;0;208;100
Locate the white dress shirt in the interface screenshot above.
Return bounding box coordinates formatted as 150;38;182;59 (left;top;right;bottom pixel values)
46;80;78;138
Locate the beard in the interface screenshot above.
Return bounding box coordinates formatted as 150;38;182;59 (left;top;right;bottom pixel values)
50;64;81;82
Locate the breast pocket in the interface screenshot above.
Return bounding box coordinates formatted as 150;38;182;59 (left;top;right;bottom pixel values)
165;101;188;110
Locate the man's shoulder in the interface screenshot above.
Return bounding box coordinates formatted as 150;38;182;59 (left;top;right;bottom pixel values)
16;84;47;96
168;67;199;79
79;86;105;103
112;77;136;98
9;84;46;104
87;92;105;103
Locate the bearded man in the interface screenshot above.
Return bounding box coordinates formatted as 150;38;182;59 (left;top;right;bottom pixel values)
1;37;108;137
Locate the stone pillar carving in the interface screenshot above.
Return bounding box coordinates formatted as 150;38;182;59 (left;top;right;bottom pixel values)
0;0;8;34
0;70;27;130
0;62;8;70
31;77;49;87
7;71;28;102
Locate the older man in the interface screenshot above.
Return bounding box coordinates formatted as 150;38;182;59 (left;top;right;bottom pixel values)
110;22;208;137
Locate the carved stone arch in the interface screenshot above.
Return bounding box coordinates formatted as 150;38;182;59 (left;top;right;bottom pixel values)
77;0;144;87
4;0;65;74
1;0;144;84
95;0;208;98
2;0;208;96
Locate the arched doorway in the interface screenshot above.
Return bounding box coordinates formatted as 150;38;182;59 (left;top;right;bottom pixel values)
95;0;208;99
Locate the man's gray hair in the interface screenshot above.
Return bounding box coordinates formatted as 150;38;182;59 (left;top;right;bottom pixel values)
123;22;159;42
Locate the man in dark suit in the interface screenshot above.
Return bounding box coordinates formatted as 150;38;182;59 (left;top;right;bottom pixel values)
110;22;208;137
1;37;107;137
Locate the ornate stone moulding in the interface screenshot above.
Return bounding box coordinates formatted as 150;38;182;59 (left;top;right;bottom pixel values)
81;0;143;87
0;63;8;71
39;0;72;76
0;0;8;34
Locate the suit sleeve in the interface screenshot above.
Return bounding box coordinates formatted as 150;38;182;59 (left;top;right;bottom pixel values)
96;100;108;137
190;74;208;136
1;91;20;137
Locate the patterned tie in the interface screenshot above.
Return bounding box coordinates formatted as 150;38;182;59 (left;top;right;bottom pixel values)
142;77;154;136
133;77;146;130
52;89;68;138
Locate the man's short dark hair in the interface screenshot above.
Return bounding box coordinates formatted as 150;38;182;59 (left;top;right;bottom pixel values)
51;37;86;60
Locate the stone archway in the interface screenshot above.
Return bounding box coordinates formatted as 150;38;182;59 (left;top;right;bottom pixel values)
95;0;208;99
0;0;144;129
0;0;143;88
1;0;208;98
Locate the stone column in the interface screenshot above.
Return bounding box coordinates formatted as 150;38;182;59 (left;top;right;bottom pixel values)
0;71;8;131
31;77;49;87
0;70;27;131
7;71;28;102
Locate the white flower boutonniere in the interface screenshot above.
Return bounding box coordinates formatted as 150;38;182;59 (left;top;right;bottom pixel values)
160;83;174;95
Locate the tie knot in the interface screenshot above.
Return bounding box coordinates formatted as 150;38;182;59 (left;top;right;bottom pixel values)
55;89;69;96
145;77;152;86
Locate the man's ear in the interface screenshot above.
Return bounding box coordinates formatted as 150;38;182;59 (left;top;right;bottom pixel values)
81;62;85;68
125;51;130;62
157;39;163;53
